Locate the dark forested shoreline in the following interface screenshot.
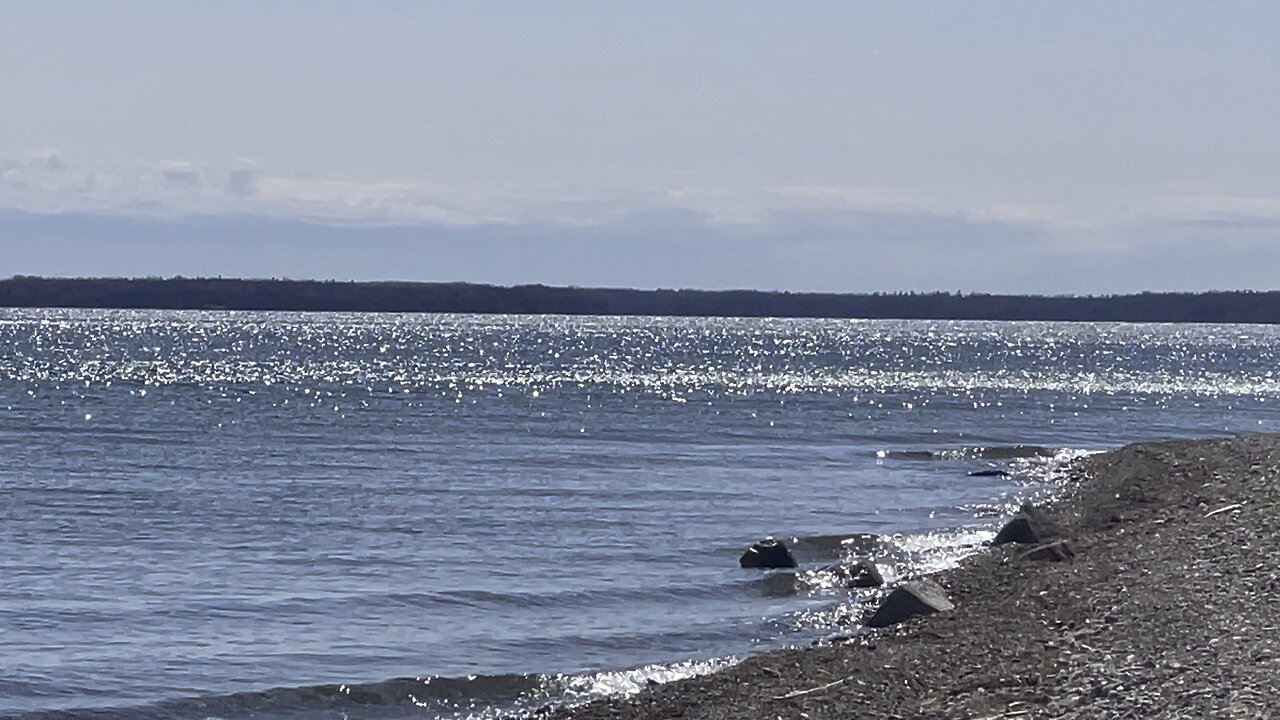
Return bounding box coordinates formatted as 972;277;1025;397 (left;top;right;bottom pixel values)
3;275;1280;323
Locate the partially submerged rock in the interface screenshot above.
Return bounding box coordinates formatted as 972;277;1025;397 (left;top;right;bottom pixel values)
846;558;885;588
993;502;1065;545
865;579;954;628
739;537;798;569
818;558;885;588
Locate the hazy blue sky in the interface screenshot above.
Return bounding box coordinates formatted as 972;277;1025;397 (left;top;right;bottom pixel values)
3;2;1279;292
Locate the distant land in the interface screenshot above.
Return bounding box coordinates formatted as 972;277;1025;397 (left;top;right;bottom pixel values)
3;276;1280;324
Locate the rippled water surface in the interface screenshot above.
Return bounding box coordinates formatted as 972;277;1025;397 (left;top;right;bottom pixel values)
4;310;1280;719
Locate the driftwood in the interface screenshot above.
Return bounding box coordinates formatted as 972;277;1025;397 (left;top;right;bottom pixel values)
772;675;855;700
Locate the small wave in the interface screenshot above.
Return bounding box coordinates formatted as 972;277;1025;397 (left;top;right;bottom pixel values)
788;525;999;633
556;656;739;707
793;447;1097;633
8;673;548;720
872;445;1057;461
784;532;881;560
10;658;743;720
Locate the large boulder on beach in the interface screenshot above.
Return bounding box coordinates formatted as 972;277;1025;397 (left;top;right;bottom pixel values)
865;579;954;628
993;502;1064;545
739;537;798;569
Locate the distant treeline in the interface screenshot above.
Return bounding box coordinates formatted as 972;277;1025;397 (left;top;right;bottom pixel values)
2;275;1279;324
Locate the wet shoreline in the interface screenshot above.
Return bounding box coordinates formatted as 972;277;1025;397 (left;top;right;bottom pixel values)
557;435;1280;719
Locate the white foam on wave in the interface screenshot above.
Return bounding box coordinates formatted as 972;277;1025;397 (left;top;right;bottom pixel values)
459;447;1100;719
881;526;998;578
453;657;742;719
910;447;1098;561
1006;447;1101;502
792;446;1100;636
556;656;740;705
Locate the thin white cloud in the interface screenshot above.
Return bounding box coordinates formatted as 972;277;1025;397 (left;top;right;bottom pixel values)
0;151;478;223
8;149;1278;248
0;151;1009;228
0;149;66;174
767;184;921;211
766;185;1079;232
964;203;1069;227
156;161;202;190
1152;191;1280;228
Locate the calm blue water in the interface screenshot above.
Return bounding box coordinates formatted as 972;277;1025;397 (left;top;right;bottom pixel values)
3;310;1280;719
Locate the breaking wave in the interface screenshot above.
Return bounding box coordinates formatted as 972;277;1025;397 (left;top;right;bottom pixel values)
10;657;742;720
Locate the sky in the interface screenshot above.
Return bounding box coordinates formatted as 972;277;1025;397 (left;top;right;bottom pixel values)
2;1;1279;294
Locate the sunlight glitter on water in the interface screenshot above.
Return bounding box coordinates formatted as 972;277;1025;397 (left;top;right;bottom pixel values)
6;310;1280;719
6;311;1280;401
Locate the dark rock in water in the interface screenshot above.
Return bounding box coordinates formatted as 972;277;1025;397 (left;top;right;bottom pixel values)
846;559;885;588
865;579;954;628
739;537;798;569
817;558;885;588
1018;539;1076;563
993;503;1065;545
968;468;1009;477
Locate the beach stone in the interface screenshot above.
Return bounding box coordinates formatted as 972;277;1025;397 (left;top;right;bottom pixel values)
846;559;885;588
865;579;954;628
739;537;798;569
1018;539;1076;562
993;502;1064;545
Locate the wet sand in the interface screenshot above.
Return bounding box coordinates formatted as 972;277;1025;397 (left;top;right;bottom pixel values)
557;435;1280;719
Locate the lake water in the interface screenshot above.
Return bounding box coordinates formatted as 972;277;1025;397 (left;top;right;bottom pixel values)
4;310;1280;719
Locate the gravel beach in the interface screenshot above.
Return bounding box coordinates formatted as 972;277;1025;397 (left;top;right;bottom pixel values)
557;435;1280;719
